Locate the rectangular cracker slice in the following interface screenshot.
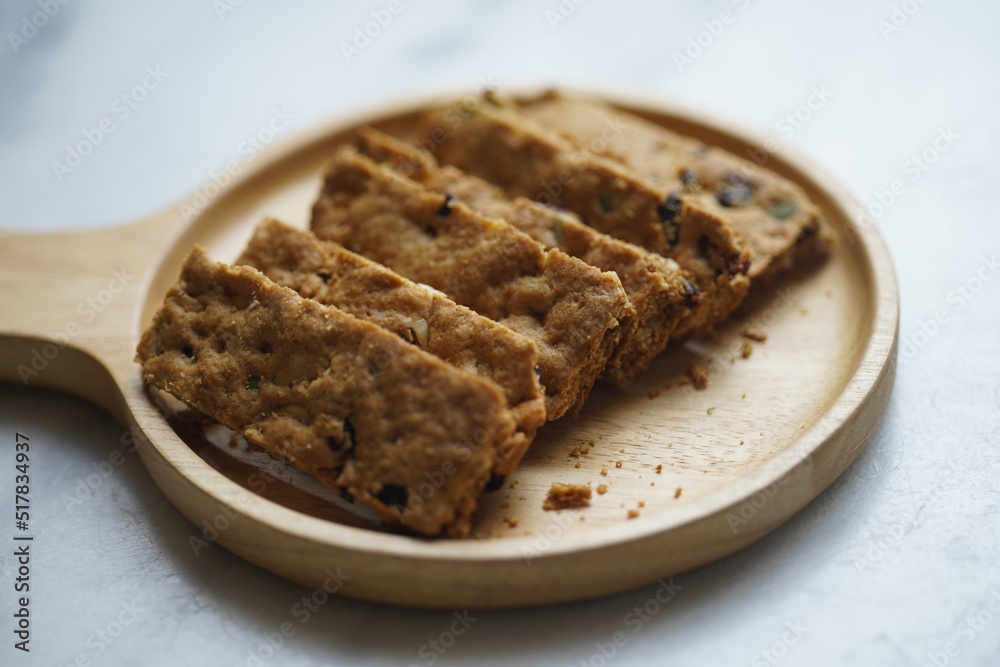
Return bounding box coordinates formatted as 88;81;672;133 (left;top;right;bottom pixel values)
136;246;517;538
517;93;835;281
236;218;546;486
310;146;633;420
416;94;752;338
356;127;697;385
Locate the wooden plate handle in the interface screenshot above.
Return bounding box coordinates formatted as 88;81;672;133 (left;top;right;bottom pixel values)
0;209;183;418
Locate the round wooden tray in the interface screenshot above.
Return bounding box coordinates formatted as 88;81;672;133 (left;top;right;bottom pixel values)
0;88;898;608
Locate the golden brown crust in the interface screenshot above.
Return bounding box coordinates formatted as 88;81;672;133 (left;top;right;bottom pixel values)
310;146;632;420
518;93;835;282
356;128;696;385
136;246;516;538
236;219;546;484
415;96;751;339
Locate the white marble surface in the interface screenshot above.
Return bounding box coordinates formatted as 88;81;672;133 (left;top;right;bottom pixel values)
1;0;999;665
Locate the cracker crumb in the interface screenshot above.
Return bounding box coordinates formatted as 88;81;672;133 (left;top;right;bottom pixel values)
742;393;747;399
600;467;608;476
596;484;608;495
568;443;591;458
650;482;655;486
655;464;663;474
674;487;683;498
627;509;640;519
638;501;645;508
615;460;623;468
741;340;753;358
648;388;661;399
741;325;767;342
502;516;519;528
543;483;591;511
686;364;710;390
739;440;745;445
574;462;581;469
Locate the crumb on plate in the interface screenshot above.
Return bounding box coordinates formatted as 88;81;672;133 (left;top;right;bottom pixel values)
686;364;710;390
740;325;767;342
543;482;591;511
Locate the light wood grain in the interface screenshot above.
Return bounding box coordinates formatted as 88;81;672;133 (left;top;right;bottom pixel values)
0;89;898;608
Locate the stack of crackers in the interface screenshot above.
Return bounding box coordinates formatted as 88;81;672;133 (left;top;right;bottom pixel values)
137;91;833;538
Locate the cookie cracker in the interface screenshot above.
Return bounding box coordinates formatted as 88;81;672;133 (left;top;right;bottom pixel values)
417;94;751;338
519;92;835;281
137;247;516;538
311;146;633;419
357;128;697;385
237;218;546;486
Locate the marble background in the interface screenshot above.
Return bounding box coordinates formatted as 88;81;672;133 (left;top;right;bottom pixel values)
1;0;998;665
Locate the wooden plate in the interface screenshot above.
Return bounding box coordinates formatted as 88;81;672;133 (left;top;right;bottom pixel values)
0;88;898;608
